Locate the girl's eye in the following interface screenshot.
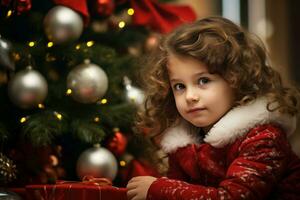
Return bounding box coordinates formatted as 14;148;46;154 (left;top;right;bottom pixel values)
173;83;185;91
198;77;210;85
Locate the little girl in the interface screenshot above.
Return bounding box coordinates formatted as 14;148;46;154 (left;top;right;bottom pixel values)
127;16;300;200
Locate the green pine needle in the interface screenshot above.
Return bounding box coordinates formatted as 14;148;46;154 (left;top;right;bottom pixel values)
22;111;68;146
71;119;106;144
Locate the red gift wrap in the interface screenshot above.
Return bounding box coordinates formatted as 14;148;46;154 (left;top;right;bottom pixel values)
25;180;127;200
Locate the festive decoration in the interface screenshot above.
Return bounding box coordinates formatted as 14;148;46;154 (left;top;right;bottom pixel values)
144;33;160;52
0;0;32;15
67;59;108;104
8;66;48;109
53;0;90;24
43;6;84;44
0;189;22;200
0;0;197;186
8;144;65;185
51;0;196;33
93;0;115;17
0;36;15;71
0;153;17;183
123;76;144;106
109;9;132;29
76;144;118;181
130;0;196;33
106;129;127;156
25;181;127;199
82;175;112;185
15;0;32;15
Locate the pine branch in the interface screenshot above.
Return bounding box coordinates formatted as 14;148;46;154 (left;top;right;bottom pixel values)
22;111;68;146
71;119;106;144
101;103;136;132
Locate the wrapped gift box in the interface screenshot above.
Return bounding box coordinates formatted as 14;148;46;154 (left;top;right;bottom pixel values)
25;181;127;200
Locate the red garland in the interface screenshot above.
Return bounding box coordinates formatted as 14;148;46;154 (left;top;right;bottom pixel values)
52;0;196;33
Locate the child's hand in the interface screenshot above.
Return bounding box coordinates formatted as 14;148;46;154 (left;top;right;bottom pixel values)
126;176;157;200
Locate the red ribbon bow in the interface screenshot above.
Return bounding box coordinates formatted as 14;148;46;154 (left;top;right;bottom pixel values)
53;0;196;33
81;175;112;186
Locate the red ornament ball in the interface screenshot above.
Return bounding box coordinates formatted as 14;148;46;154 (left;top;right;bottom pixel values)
94;0;115;17
106;131;128;156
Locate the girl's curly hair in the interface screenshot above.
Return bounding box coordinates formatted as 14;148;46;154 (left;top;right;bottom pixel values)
136;16;299;139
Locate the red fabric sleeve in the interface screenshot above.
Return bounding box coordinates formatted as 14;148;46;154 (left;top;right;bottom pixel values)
167;144;202;181
147;126;291;200
167;151;189;181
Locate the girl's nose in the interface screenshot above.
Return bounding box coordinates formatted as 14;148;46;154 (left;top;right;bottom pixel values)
186;88;200;103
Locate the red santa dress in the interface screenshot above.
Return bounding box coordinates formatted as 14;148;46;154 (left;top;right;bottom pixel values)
147;98;300;200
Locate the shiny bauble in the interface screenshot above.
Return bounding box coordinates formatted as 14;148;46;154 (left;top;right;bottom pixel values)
123;76;144;106
0;36;15;71
67;59;108;104
76;145;118;181
8;67;48;109
44;6;84;44
0;189;22;200
144;33;160;52
106;130;127;156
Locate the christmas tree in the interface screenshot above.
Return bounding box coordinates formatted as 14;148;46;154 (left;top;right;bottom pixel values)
0;0;196;187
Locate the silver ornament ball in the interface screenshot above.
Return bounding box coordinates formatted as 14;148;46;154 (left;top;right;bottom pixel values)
67;60;108;104
76;146;118;181
0;36;15;71
44;6;84;44
8;67;48;109
123;76;144;106
0;189;22;200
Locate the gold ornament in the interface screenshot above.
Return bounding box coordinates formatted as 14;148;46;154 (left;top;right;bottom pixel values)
0;153;17;183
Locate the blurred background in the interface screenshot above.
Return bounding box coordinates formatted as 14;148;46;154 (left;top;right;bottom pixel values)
0;0;299;192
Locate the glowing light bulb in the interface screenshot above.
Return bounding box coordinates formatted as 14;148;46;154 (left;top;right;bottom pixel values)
86;41;94;47
66;89;72;95
54;112;62;120
28;41;35;47
120;160;126;167
94;117;100;122
7;10;12;17
47;42;54;47
118;21;126;28
20;117;27;123
101;98;107;104
127;8;134;16
38;104;45;109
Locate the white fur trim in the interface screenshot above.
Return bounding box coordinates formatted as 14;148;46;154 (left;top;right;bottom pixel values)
160;120;200;153
160;97;296;153
204;98;296;147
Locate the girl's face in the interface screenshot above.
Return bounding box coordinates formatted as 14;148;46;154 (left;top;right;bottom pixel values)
167;54;235;130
